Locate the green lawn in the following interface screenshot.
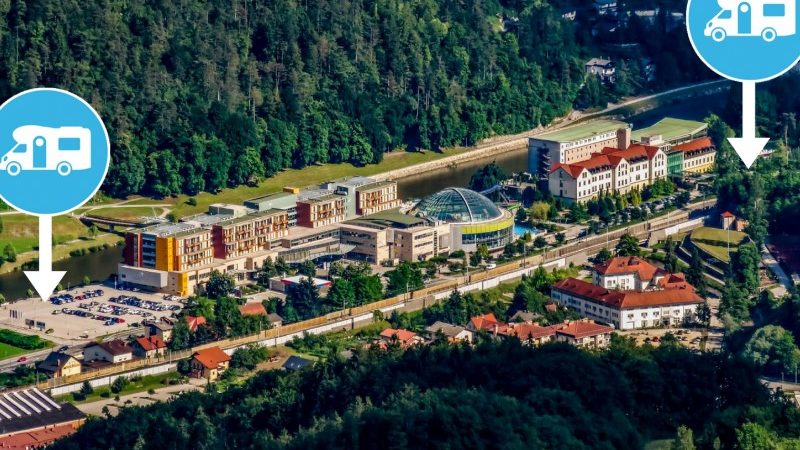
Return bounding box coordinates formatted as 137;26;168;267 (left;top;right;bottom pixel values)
84;206;166;221
0;342;29;359
690;226;748;244
171;148;466;217
0;214;93;254
59;371;184;405
690;227;749;263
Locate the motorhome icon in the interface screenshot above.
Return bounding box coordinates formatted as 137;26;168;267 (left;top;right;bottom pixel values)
0;126;91;176
704;0;796;42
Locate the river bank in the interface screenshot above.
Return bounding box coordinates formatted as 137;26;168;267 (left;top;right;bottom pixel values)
375;79;730;182
0;80;731;299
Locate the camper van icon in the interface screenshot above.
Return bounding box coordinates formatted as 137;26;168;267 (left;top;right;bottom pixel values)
704;0;797;42
0;126;92;177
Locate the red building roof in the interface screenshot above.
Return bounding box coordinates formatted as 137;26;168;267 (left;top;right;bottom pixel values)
506;323;555;340
379;328;419;344
135;335;167;352
548;320;614;339
549;144;663;179
553;277;703;310
238;303;267;316
192;346;231;369
673;137;714;153
721;211;735;218
594;256;662;282
469;313;509;333
185;315;207;332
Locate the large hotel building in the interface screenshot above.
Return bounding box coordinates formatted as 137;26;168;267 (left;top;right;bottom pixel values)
119;178;513;296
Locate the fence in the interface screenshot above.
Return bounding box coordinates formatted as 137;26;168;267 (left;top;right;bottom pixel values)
32;212;702;393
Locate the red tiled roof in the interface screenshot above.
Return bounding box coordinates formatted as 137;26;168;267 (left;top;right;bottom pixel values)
600;144;659;162
553;277;703;309
135;335;167;352
379;328;418;343
594;256;659;281
0;424;80;449
673;137;714;153
192;346;230;369
238;303;267;316
721;211;735;218
507;323;555;340
548;320;614;339
548;162;585;177
186;315;207;332
469;313;499;330
656;272;694;291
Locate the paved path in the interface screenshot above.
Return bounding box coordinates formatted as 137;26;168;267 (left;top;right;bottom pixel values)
761;241;793;290
75;380;204;417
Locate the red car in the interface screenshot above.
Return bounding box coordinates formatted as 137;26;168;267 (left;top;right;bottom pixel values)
17;356;27;363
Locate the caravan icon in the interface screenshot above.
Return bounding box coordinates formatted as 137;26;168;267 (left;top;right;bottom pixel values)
704;0;797;42
0;126;92;176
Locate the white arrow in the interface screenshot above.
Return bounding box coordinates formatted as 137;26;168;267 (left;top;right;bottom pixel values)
24;216;65;301
728;81;769;169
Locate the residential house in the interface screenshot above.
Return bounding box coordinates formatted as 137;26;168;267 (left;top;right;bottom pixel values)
190;346;231;381
238;303;267;317
425;322;474;343
586;57;616;82
267;313;283;327
37;352;81;378
133;336;167;359
549;319;614;348
185;315;207;332
467;313;509;335
148;321;173;342
505;323;555;346
83;340;134;364
378;328;424;349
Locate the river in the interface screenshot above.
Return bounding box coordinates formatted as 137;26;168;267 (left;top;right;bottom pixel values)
0;87;731;300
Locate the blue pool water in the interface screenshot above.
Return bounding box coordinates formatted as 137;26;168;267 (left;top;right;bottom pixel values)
513;224;540;238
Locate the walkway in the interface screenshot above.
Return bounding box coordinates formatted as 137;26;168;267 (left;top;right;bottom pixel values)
761;241;793;290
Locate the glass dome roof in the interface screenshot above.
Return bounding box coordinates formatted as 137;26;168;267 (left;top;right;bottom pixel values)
412;187;502;223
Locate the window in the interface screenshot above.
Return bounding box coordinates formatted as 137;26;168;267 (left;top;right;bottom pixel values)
764;4;785;16
59;137;82;151
12;144;26;154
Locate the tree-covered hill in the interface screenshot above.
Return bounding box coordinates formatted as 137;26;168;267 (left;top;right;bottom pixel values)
53;339;800;450
0;0;704;199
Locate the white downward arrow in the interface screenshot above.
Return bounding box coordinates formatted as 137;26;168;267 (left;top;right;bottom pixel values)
24;216;65;301
728;81;769;169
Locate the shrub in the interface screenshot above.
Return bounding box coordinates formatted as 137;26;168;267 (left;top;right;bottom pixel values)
110;376;129;394
72;392;85;401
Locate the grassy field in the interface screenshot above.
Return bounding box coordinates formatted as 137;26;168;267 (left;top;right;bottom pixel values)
59;371;183;405
84;206;167;221
690;227;749;263
691;226;748;244
170;148;465;217
0;342;29;359
0;214;95;254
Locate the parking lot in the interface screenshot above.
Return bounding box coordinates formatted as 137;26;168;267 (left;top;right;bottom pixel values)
0;285;185;341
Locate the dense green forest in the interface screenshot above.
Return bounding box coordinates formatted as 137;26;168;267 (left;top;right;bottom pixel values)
0;0;706;199
53;340;800;450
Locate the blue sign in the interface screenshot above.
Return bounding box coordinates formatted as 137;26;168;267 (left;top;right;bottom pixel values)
0;88;110;215
687;0;800;81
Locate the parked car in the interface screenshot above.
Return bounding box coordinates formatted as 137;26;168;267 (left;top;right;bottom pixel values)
17;356;27;363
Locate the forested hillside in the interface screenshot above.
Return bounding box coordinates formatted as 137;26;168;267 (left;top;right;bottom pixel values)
0;0;703;199
52;340;800;450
